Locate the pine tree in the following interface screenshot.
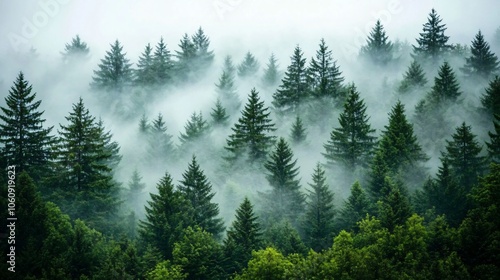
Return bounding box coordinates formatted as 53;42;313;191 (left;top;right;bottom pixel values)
61;35;90;63
462;30;499;80
273;46;310;114
427;61;461;106
323;84;376;172
225;88;276;162
480;75;500;118
487;114;500;163
96;118;122;173
210;98;230;126
302;163;335;252
222;55;237;79
90;40;133;92
262;137;305;226
178;111;209;147
152;37;173;85
191;27;215;71
308;38;344;99
0;72;53;179
138;113;150;134
412;8;452;63
135;43;156;87
261;53;280;88
368;150;390;202
442;122;486;193
174;33;197;82
215;69;240;113
224;197;262;274
146;113;175;165
338;181;372;231
360;20;394;65
377;177;412;231
398;60;428;94
237;51;260;78
139;172;193;260
289;115;307;145
178;155;225;238
126;169;147;216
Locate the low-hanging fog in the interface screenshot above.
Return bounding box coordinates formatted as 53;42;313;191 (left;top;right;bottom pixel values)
1;0;499;226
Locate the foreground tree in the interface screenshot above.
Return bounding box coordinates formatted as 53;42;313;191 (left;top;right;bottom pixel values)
90;40;133;92
360;20;394;65
412;8;452;63
462;30;499;80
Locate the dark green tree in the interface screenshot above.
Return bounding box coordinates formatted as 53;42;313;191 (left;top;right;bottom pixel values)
237;51;260;78
480;75;500;118
427;61;461;106
412;8;452;62
487;114;500;163
462;30;499;80
224;197;262;275
90;39;133;92
178;111;209;147
139;172;193;260
146;113;175;165
135;43;156;87
0;72;53;179
323;84;376;172
273;45;310;114
368;150;390;202
302;163;336;252
174;33;197;82
262;137;305;226
360;20;394;65
210;98;230;126
308;38;344;100
289;115;307;145
96;118;122;173
178;155;225;238
398;60;428;94
262;221;308;256
215;69;240;113
191;27;215;71
61;35;90;63
261;53;280;88
225;88;276;162
377;177;412;231
338;181;372;231
152;37;174;85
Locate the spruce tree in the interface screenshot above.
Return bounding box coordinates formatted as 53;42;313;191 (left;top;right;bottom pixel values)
360;20;394;65
412;8;452;63
427;61;461;106
338;181;372;231
61;35;90;63
146;113;175;165
308;38;344;99
139;172;193;260
377;177;412;231
462;30;499;80
289;115;307;145
126;169;147;217
138;113;150;134
368;150;390;203
96;118;122;173
0;72;53;179
272;45;310;114
178;155;225;238
302;163;336;252
174;33;197;82
323;84;376;172
210;98;230;126
261;53;280;88
191;27;215;71
152;37;173;85
487;114;500;163
178;111;209;147
262;137;305;226
90;40;133;92
480;75;500;118
224;197;262;274
222;55;237;79
237;51;260;78
215;69;240;113
398;60;428;94
135;43;156;87
225;88;276;162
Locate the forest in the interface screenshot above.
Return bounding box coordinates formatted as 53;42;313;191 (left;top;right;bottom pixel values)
1;6;500;280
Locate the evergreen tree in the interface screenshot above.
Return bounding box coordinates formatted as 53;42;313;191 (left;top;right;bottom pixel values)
368;150;390;202
138;113;150;134
262;138;305;226
152;37;173;85
462;30;499;80
126;169;147;217
96;118;122;173
237;51;260;78
262;220;308;256
338;181;372;231
427;61;461;106
398;60;428;94
178;156;225;238
0;72;53;179
90;40;133;92
135;43;156;87
215;69;240;113
289;115;307;145
191;27;215;71
302;163;336;252
222;55;236;78
210;98;230;126
412;8;452;62
178;111;209;146
308;39;344;99
61;35;90;63
480;75;500;118
224;197;262;274
323;84;376;172
487;114;500;163
174;34;197;82
273;46;310;114
360;20;394;65
225;88;276;162
139;172;193;260
146;113;175;165
261;53;280;87
442;122;486;193
377;177;412;231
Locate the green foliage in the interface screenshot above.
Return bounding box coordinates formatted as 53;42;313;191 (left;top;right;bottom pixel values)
61;35;90;63
234;247;294;280
487;114;500;163
377;177;412;231
427;61;461;106
152;37;174;86
412;8;452;63
263;220;308;256
261;53;280;87
222;55;236;78
237;51;260;78
289;115;307;145
135;43;156;87
145;113;175;165
360;20;394;65
481;75;500;118
462;30;499;80
147;260;186;280
308;38;344;100
210;98;230;126
338;181;372;231
175;27;214;81
90;39;133;92
215;69;240;113
398;60;428;94
178;111;209;147
126;169;147;218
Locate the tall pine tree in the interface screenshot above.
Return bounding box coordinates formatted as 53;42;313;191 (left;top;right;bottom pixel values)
308;38;344;100
398;60;428;94
289;115;307;145
480;75;500;118
215;69;240;114
178;111;209;147
360;20;394;65
487;114;500;163
152;37;174;86
145;113;175;165
412;8;452;63
210;98;230;126
338;181;372;231
135;43;156;87
237;51;260;78
90;40;133;92
261;53;280;88
461;30;499;80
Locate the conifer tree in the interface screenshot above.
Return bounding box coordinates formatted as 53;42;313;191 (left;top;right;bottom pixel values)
224;197;262;274
289;115;307;145
262;138;305;226
61;35;90;63
377;177;412;231
225;88;276;162
427;61;461;106
191;27;215;71
178;155;225;238
138;113;150;134
412;8;452;63
398;60;428;94
368;150;390;203
273;46;310;114
462;30;499;80
487;114;500;163
0;72;53;179
139;172;193;260
215;69;240;113
360;20;394;65
96;118;122;173
135;43;156;87
178;111;209;146
174;33;197;81
126;169;147;216
90;40;133;92
146;113;175;164
210;98;230;126
323;84;376;172
152;37;173;85
308;39;344;99
338;181;372;231
480;75;500;118
222;55;237;79
302;163;336;251
261;53;280;88
237;51;260;78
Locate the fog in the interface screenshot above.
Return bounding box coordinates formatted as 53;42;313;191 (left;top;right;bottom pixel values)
1;0;499;225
